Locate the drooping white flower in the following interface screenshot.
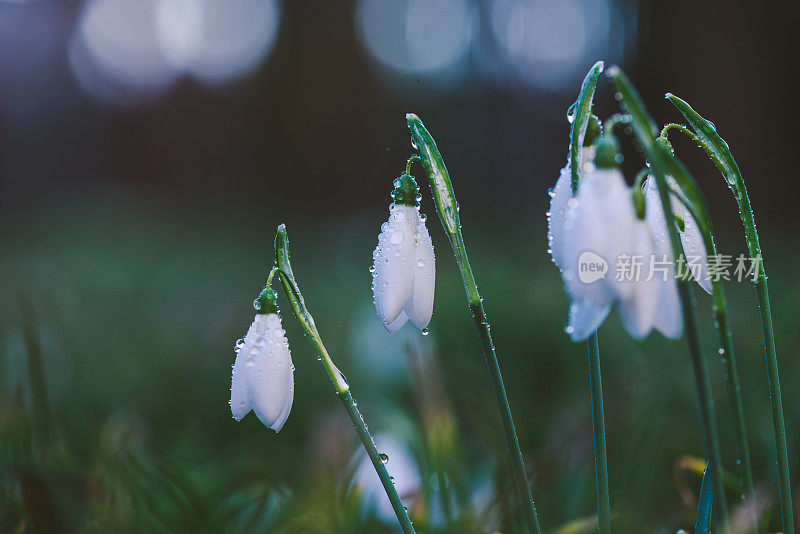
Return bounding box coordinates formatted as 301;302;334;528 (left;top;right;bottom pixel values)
548;136;677;341
643;175;713;295
372;174;435;333
230;312;294;432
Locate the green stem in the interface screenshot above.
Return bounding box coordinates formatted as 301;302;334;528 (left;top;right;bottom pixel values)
608;67;730;529
407;114;542;534
666;93;793;532
587;333;611;534
570;63;612;533
665;177;755;502
273;224;416;534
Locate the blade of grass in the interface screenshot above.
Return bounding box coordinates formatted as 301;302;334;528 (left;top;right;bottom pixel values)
666;93;793;533
407;114;542;534
607;66;729;530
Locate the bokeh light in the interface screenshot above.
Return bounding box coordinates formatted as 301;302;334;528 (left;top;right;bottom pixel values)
489;0;630;91
355;0;477;78
69;0;281;106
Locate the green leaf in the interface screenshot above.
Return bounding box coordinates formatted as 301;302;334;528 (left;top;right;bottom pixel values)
406;113;461;238
569;61;604;193
665;93;760;259
695;467;713;534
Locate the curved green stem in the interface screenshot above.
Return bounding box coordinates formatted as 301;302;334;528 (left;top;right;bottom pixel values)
664;167;755;503
608;67;730;530
273;225;416;534
661;123;702;146
406;155;422;176
603;113;631;135
587;333;611;534
666;93;793;533
407;114;542;534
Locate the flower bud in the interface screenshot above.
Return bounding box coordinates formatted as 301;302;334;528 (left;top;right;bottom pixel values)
372;174;435;333
230;312;294;432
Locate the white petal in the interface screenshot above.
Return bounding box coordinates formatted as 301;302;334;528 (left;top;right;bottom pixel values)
679;204;712;294
230;349;251;421
269;361;294;433
372;205;417;328
642;181;684;339
564;168;636;303
644;176;711;294
241;314;295;431
654;275;682;339
384;310;409;333
405;215;435;329
615;221;659;339
568;298;611;341
547;165;573;270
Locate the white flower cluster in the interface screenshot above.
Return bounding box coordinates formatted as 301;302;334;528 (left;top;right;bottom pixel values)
548;152;711;341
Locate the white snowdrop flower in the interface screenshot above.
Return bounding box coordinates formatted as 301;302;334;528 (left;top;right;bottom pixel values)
549;135;663;341
230;295;294;432
643;175;713;295
372;173;435;333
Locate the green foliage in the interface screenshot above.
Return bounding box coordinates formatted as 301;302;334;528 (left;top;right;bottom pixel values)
1;197;798;532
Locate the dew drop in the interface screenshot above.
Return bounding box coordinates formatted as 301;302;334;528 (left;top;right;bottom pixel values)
234;338;245;352
390;231;404;244
421;328;429;336
379;453;389;464
246;358;254;367
566;102;576;123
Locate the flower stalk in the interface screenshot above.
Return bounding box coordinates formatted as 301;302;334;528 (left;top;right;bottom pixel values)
407;114;542;534
659;173;754;502
665;93;793;533
607;66;730;529
273;224;416;534
568;61;611;534
587;333;611;534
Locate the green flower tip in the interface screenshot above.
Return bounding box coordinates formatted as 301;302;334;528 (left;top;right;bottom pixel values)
254;286;279;315
593;134;622;169
391;173;421;207
656;135;674;156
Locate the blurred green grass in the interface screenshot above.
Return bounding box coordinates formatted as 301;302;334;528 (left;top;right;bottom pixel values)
2;192;800;533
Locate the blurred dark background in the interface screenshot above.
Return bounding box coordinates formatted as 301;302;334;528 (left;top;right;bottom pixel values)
2;1;800;532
